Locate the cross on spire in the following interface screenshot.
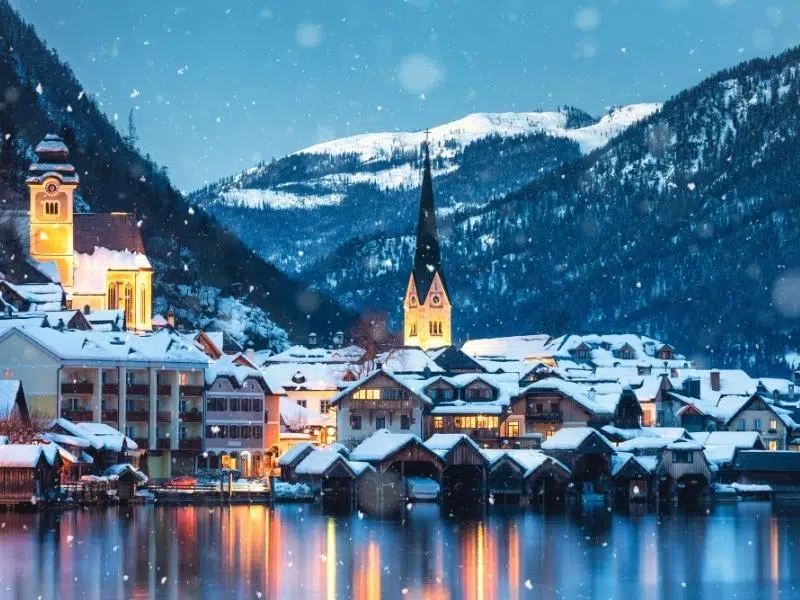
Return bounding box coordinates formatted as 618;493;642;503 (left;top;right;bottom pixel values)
424;128;431;145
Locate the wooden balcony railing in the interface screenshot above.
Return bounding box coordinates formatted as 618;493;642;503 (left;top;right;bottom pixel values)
61;383;93;395
126;410;148;423
525;411;564;423
180;385;205;397
102;383;119;395
127;384;150;396
157;412;172;423
157;438;171;450
179;438;203;450
350;399;412;411
157;384;172;396
61;409;93;422
133;437;148;449
101;410;118;422
180;411;203;423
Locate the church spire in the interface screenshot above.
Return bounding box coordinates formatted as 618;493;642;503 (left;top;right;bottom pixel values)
412;133;447;301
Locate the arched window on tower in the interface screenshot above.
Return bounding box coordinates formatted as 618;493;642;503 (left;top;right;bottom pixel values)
44;201;59;216
139;284;146;324
124;284;134;326
409;322;417;337
108;282;119;311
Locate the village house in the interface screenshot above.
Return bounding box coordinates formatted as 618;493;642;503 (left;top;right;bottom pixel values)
509;378;642;441
200;353;280;477
0;326;208;478
333;370;430;449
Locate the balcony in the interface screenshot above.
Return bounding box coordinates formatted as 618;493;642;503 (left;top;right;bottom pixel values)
61;409;93;422
460;428;499;442
127;384;150;396
180;411;203;423
101;410;118;422
126;410;148;423
157;438;171;450
102;383;119;395
179;438;203;450
157;384;172;396
157;412;172;423
61;383;93;395
132;437;148;449
350;399;411;411
525;411;563;423
180;385;205;397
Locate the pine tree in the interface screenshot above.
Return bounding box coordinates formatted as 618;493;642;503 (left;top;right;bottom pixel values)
125;108;138;148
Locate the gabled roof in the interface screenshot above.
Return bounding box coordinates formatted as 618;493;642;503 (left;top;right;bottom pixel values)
73;213;146;254
331;370;430;406
278;442;315;467
427;346;486;373
424;433;484;461
349;430;443;465
541;427;616;453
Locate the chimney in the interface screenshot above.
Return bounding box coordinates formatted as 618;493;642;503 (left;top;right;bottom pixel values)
167;310;175;328
710;370;721;392
333;331;344;348
308;332;317;347
587;387;596;403
246;347;255;361
375;360;383;371
83;305;91;315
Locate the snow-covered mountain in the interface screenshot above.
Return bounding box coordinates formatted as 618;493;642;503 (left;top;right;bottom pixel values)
306;47;800;373
190;104;659;269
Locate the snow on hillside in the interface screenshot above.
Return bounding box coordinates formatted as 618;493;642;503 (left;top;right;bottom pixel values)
298;104;662;162
213;105;660;212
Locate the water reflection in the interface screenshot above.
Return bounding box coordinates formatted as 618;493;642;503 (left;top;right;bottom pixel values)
0;503;798;599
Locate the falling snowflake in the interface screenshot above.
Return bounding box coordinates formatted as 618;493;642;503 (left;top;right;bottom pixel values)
35;83;43;94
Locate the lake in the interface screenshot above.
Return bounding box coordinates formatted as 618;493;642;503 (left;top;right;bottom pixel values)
0;502;798;599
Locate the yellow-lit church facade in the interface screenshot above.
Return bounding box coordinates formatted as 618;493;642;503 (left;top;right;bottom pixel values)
27;134;153;331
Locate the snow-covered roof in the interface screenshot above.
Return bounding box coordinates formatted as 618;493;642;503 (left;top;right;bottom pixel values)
666;439;704;451
617;437;671;453
349;430;424;462
689;431;763;449
0;444;46;467
0;281;63;311
0;326;209;367
0;380;21;417
425;433;481;455
76;422;138;452
758;378;795;396
375;348;444;373
541;427;615;452
278;442;315;467
520;378;616;416
462;334;552;361
262;362;352;392
479;448;566;477
49;418;105;451
73;248;151;295
669;369;757;405
294;451;349;476
265;344;365;364
205;353;267;388
612;452;658;476
41;431;91;449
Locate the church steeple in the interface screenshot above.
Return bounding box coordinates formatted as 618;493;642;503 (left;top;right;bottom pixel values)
412;137;448;301
403;133;452;350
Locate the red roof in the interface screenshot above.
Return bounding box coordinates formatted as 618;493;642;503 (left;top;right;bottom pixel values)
73;213;145;254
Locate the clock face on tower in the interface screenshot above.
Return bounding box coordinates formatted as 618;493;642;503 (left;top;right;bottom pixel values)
431;294;442;306
44;180;60;195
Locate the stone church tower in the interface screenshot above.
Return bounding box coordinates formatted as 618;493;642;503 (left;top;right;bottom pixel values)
403;139;452;350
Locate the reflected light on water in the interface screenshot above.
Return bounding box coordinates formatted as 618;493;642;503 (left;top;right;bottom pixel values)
0;504;799;599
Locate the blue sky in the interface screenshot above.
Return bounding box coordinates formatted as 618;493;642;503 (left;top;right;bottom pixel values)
12;0;800;190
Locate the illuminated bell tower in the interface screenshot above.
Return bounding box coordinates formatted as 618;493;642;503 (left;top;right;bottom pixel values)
403;134;452;350
27;134;78;292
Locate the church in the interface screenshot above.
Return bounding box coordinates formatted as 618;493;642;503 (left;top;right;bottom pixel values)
403;139;452;350
26;134;153;330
